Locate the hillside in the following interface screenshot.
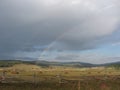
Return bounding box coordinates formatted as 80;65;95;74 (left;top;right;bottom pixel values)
0;60;94;68
0;60;120;68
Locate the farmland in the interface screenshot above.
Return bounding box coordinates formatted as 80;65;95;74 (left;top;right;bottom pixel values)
0;64;120;90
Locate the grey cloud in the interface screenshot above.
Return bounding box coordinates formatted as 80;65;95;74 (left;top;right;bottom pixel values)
0;0;120;59
55;54;79;60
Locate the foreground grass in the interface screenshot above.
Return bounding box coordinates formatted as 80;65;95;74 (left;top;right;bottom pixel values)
0;64;120;90
0;78;120;90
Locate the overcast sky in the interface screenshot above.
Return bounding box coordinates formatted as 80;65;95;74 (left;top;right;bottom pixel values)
0;0;120;64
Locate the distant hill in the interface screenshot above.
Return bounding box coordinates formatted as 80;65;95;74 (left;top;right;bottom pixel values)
36;60;95;67
0;60;120;68
0;60;95;68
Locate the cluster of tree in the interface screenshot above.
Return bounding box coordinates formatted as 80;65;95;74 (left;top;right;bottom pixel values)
108;64;120;70
0;60;50;68
0;60;22;67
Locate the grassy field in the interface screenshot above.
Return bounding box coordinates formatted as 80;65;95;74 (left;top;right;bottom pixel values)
0;64;120;90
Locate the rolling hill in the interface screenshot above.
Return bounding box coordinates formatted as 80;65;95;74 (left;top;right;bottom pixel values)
0;60;120;68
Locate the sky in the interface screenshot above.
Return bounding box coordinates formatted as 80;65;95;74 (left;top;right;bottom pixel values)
0;0;120;64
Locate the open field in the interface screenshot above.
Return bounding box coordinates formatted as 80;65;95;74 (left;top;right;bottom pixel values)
0;64;120;90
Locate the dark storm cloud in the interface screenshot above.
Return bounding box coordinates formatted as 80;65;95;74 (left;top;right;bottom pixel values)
0;0;120;59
